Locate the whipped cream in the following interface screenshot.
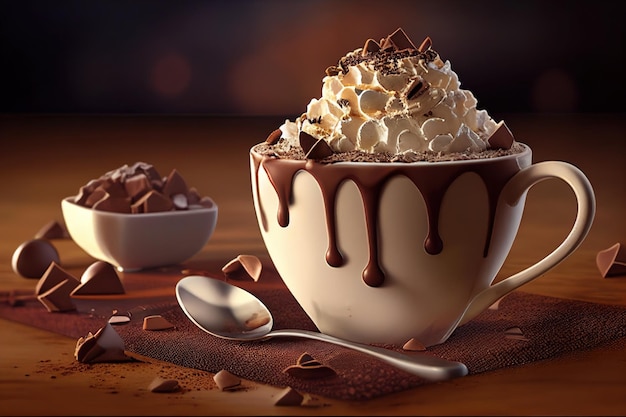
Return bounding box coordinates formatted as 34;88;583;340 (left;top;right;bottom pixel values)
274;28;511;157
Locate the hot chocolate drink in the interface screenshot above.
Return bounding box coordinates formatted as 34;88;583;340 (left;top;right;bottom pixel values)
250;29;595;346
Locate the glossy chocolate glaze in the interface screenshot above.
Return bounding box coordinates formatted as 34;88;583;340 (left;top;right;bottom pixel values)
252;148;525;287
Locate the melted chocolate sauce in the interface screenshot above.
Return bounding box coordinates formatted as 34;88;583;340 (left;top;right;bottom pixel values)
252;149;524;287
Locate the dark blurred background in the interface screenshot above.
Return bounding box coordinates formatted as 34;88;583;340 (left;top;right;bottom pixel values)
1;0;623;116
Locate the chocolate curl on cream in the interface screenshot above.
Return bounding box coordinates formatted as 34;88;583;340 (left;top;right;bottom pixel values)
418;36;433;53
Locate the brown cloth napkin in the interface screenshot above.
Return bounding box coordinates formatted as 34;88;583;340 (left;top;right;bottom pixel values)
2;266;625;401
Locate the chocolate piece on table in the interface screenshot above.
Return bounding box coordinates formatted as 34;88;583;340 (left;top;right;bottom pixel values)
274;387;304;406
402;338;426;351
222;254;263;282
37;279;77;312
75;324;132;363
213;369;241;391
11;238;60;279
108;315;131;325
35;220;69;240
71;261;125;295
148;377;180;393
35;262;79;296
283;352;337;379
142;315;175;331
596;242;626;278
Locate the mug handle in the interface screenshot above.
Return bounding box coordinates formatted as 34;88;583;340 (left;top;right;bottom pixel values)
458;161;596;326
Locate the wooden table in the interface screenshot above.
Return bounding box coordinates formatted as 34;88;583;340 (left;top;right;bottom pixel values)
1;114;625;415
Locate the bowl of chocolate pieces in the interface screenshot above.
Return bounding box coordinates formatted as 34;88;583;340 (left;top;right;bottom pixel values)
62;162;218;272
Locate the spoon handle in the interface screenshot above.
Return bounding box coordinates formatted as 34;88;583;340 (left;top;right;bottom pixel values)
268;329;468;381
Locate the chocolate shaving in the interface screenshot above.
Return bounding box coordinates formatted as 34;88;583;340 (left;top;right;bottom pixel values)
362;38;381;55
266;128;282;145
338;28;437;76
418;36;432;52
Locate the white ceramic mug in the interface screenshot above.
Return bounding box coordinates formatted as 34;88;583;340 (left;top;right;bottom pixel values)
250;143;595;347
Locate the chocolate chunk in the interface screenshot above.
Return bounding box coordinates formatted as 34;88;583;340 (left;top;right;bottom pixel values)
35;262;79;296
274;387;304;406
108;315;131;325
300;132;334;159
222;254;263;281
299;131;317;154
92;195;132;213
487;121;515;150
596;242;626;278
35;220;69;240
162;169;189;197
100;180;127;197
84;187;108;208
11;239;60;279
402;338;426;351
213;369;241;391
71;261;125;295
124;174;152;199
131;190;173;213
148;377;180;393
75;324;132;363
37;279;77;312
142;315;175;330
283;352;337;380
384;27;417;51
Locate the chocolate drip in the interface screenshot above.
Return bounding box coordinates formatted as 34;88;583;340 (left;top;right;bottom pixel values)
253;150;520;287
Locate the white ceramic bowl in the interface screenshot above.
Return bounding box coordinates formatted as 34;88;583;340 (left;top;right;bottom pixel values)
61;197;218;271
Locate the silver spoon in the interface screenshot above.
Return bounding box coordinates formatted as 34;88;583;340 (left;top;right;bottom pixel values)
175;275;468;381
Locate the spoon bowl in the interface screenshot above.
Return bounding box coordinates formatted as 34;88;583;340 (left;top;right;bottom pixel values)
175;275;468;381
